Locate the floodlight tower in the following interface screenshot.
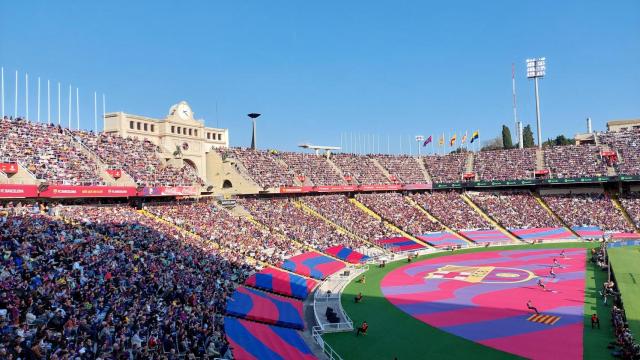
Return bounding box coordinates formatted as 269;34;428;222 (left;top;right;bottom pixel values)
248;113;261;150
526;57;546;149
415;135;424;156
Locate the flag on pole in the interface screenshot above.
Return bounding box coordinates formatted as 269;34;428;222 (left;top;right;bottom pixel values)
423;135;432;147
439;133;445;146
461;131;468;144
450;133;457;147
470;130;479;143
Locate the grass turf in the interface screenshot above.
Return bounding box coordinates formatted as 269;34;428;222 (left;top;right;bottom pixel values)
608;246;640;337
322;242;612;360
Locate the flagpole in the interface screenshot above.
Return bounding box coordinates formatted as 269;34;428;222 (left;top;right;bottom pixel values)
387;135;390;154
47;80;51;124
14;70;18;119
57;82;61;125
37;77;41;123
68;85;72;128
94;91;97;132
102;93;106;132
0;66;3;118
25;73;28;120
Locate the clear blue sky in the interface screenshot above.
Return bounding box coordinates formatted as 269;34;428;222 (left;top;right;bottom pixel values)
1;0;638;153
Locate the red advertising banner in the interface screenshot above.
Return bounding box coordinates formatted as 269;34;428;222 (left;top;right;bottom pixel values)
0;184;39;198
0;163;19;174
358;184;403;191
40;185;137;198
140;186;199;196
106;169;122;179
402;183;433;190
313;185;358;193
279;186;313;194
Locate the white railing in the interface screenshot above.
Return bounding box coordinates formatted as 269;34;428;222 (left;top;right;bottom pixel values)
313;265;368;333
312;326;344;360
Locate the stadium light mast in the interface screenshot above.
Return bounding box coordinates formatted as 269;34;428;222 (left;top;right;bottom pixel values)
526;57;546;149
248;113;261;150
415;135;424;156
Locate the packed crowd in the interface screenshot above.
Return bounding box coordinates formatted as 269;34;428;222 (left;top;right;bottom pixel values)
410;191;490;230
610;305;639;359
1;203;251;360
74;131;204;187
373;155;429;184
242;197;372;251
330;154;391;185
543;193;633;232
423;153;467;182
599;129;640;176
218;148;294;189
302;194;398;242
146;201;301;266
473;148;537;181
0;118;103;185
544;145;608;178
469;191;561;229
620;193;640;229
278;152;345;186
355;193;441;235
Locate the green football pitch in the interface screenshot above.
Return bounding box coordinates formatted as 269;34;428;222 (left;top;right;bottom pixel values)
608;245;640;337
322;243;615;360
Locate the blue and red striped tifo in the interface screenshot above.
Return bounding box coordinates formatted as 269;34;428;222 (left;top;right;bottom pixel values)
226;286;305;329
280;252;346;279
418;232;469;248
376;237;426;252
511;227;576;241
324;245;370;263
461;229;513;245
245;267;317;299
224;317;316;360
571;226;604;239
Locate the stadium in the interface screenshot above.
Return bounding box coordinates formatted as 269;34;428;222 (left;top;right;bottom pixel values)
1;2;639;360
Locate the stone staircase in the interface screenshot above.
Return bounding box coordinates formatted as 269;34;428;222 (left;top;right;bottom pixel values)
535;148;546;171
415;157;432;182
371;158;393;181
404;196;475;245
465;152;474;174
530;190;581;238
72;138;137;186
609;193;640;233
460;193;522;243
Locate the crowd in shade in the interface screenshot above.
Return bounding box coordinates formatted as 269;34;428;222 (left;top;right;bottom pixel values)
469;191;561;229
278;152;345;186
0;118;103;186
620;193;640;229
373;155;429;184
409;191;490;230
423;153;467;182
543;193;632;232
146;201;301;266
473;148;537;181
217;148;293;189
330;154;391;185
599;129;640;176
1;203;251;360
544;145;608;179
301;194;398;242
242;197;372;251
74;131;204;187
355;192;441;235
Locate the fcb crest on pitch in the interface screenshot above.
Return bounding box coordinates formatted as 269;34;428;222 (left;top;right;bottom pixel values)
425;265;536;284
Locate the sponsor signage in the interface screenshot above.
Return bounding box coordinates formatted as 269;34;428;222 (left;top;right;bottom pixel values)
402;183;433;190
358;184;402;191
39;185;137;198
620;175;640;182
314;185;358;192
106;169;122;179
0;163;19;174
0;184;39;198
140;186;199;196
542;176;613;184
434;182;463;189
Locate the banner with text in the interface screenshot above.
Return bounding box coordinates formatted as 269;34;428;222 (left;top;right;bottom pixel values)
0;184;39;198
0;163;19;174
140;186;199;196
39;185;137;198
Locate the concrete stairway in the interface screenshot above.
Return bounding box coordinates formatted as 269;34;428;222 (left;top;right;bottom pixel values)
530;191;581;238
415;157;432;182
465;152;474;174
404;196;475;245
460;193;522;243
609;193;640;233
348;197;433;249
371;158;393;181
535;148;546;171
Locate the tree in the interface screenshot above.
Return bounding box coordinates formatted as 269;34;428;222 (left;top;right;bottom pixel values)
542;135;576;148
522;125;535;148
480;136;503;152
502;125;514;149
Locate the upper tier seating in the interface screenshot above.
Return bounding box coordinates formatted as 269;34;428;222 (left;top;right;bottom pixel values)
331;154;391;185
544;145;607;178
373;155;428;184
473;148;536;181
355;192;441;234
423;153;466;182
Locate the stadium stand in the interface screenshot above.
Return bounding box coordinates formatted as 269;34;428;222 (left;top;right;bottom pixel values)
74;130;204;187
355;192;441;235
473;148;536;181
543;193;633;232
331;154;391;185
423;153;466;182
373;154;428;184
469;191;562;229
225;286;305;329
544;145;608;178
218;147;294;189
409;191;491;230
279;152;345;186
0;119;104;185
280;252;346;279
244;267;318;299
599;128;640;176
620;192;640;228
